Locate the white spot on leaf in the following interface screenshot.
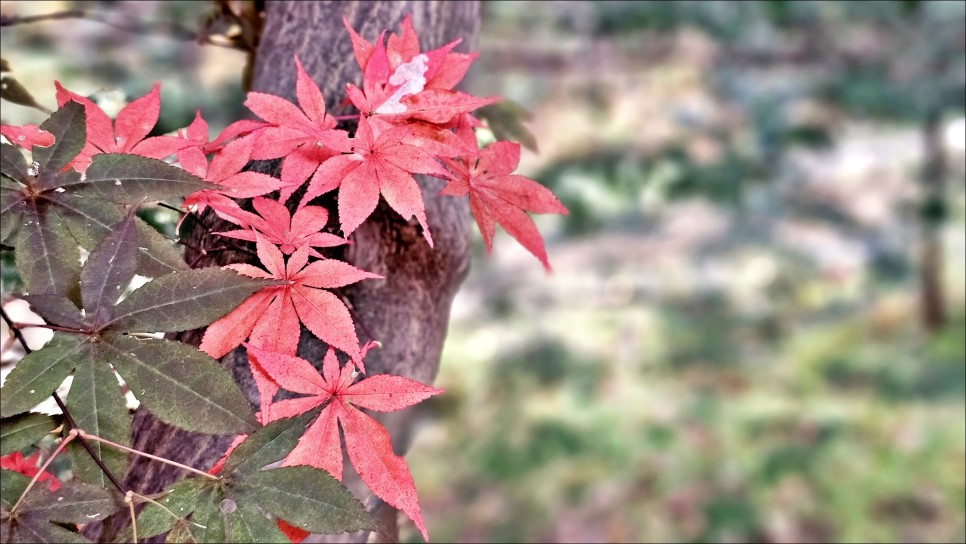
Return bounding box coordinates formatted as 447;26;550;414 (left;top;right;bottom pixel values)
375;54;429;114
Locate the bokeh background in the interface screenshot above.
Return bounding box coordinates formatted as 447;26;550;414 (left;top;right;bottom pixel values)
1;1;964;542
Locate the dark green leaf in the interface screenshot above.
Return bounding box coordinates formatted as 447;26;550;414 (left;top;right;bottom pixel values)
106;268;266;333
44;193;123;250
33;101;85;174
0;208;22;244
187;486;226;543
99;335;256;434
66;349;130;487
135;479;207;540
15;208;81;300
234;467;375;534
0;515;91;543
228;502;288;543
166;519;198;543
80;211;138;315
0;469;32;508
21;295;85;329
0;76;49;114
133;217;188;275
1;142;28;181
222;411;317;476
76;154;211;204
0;334;83;418
19;479;121;524
0;413;59;455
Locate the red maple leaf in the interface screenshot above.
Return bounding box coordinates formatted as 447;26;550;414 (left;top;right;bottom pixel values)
245;344;442;542
343;16;498;125
300;117;448;245
0;451;61;491
180;135;285;226
1;124;54;149
172;110;268;158
54;82;189;171
243;57;352;202
199;235;380;361
215;197;347;257
439;116;568;271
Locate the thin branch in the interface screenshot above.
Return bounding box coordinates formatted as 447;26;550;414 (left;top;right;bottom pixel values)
125;491;138;544
156;202;187;217
0;243;14;251
79;430;221;481
0;305;31;353
52;393;128;494
11;321;86;334
0;9;198;41
131;491;181;523
10;429;77;513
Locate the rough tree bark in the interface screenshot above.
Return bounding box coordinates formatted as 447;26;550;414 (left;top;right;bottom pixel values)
93;2;478;542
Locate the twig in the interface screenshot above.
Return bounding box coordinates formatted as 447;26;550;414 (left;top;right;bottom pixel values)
132;491;180;523
0;9;197;41
156;202;187;217
11;321;85;334
79;430;221;481
132;490;209;531
0;243;14;251
125;491;138;544
10;429;77;513
52;393;128;494
0;306;31;353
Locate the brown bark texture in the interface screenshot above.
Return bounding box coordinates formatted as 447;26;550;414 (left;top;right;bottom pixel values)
91;2;478;542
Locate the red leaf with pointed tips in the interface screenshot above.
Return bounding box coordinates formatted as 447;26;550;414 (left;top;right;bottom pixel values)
440;117;567;271
216;196;347;257
245;345;441;541
342;16;497;125
302;117;448;245
1;124;54;148
199;236;380;360
181;136;284;225
54;82;189;170
241;57;352;200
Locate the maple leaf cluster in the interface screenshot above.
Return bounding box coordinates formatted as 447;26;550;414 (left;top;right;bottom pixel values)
1;14;567;542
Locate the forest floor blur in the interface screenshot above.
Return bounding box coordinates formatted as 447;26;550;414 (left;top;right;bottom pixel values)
407;3;966;542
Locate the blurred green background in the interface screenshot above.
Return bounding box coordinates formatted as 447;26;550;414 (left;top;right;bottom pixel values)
1;1;964;542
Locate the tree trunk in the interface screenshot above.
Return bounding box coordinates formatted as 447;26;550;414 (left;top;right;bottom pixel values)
92;2;477;542
920;108;947;331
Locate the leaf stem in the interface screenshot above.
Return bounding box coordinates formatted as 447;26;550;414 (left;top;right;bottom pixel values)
125;491;138;544
10;321;86;334
79;430;221;481
10;429;77;513
131;490;182;524
156;202;187;217
0;306;31;354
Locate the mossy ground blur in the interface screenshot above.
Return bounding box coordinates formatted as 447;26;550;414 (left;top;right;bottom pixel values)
1;1;963;542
